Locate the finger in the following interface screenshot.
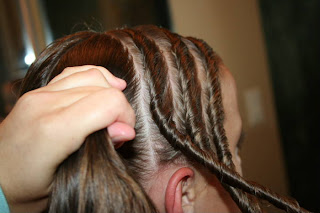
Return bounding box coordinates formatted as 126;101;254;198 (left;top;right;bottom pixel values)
34;86;107;110
107;122;136;145
58;88;135;152
49;66;126;90
42;69;112;92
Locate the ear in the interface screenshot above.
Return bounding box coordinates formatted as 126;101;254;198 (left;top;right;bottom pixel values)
165;167;195;213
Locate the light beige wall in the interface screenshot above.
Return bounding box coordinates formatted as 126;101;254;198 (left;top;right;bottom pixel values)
168;0;288;195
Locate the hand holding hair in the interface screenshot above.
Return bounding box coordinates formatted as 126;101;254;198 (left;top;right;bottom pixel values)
0;65;136;213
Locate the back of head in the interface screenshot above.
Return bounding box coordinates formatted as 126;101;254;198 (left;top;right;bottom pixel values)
20;25;308;213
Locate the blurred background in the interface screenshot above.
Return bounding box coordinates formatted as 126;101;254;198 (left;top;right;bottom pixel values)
0;0;319;212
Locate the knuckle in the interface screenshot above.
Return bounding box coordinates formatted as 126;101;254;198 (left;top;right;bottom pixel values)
91;66;110;75
106;88;135;123
61;67;74;74
86;68;105;78
98;88;128;108
18;91;53;110
127;106;136;125
108;88;127;104
94;66;105;71
95;88;135;125
84;69;108;84
18;91;38;105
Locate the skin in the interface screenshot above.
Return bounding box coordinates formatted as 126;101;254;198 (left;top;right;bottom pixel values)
0;64;242;212
0;66;136;213
146;66;243;213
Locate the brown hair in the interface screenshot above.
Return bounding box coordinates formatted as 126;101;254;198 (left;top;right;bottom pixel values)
20;25;309;213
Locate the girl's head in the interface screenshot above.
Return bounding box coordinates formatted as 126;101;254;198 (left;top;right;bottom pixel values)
20;25;307;213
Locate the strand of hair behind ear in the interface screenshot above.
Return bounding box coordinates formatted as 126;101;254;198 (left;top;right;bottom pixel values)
155;28;261;213
184;35;262;212
180;36;263;211
184;36;309;213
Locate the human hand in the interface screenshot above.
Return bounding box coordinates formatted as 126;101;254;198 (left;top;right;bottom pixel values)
0;65;135;212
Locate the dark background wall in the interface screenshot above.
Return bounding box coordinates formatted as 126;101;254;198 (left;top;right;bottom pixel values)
44;0;171;40
0;0;171;119
259;1;320;211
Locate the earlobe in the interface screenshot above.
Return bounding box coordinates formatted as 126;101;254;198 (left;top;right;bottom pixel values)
165;167;194;213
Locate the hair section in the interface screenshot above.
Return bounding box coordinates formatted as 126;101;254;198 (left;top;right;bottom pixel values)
19;25;309;213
